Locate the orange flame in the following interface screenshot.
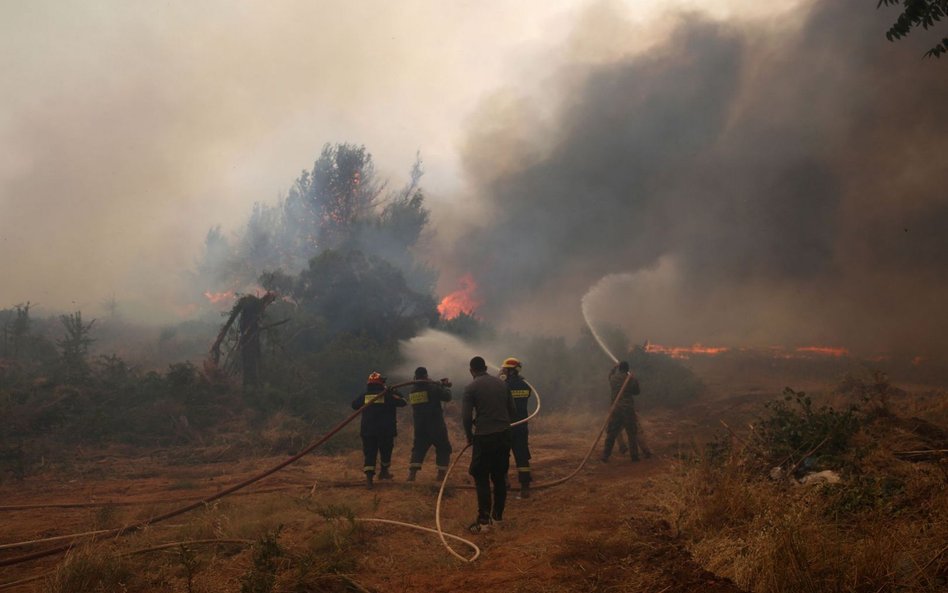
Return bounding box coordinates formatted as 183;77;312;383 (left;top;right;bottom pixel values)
203;290;235;305
644;343;853;360
645;343;730;359
795;346;849;358
438;274;481;320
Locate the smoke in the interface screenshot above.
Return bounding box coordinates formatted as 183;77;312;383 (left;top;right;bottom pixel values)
396;328;510;384
0;0;577;321
441;0;948;358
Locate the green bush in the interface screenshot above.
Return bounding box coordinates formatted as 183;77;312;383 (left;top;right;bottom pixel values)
757;388;860;470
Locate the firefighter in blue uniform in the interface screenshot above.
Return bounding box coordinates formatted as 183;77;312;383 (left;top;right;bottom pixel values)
351;372;406;489
501;357;533;499
406;366;453;482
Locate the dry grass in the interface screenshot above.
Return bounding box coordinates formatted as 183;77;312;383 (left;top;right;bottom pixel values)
655;387;948;593
43;546;136;593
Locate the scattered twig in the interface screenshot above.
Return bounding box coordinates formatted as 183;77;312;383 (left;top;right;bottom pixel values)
788;435;831;476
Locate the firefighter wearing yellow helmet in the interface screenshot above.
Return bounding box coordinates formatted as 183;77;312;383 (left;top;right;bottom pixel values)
500;357;533;499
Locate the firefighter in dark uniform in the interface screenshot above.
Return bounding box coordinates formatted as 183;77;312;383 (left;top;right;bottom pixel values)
351;372;406;489
601;361;642;462
407;366;453;482
501;357;533;499
463;356;515;533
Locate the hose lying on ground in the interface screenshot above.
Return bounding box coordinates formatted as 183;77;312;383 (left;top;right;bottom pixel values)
0;379;438;569
428;374;630;562
0;539;251;590
3;373;629;567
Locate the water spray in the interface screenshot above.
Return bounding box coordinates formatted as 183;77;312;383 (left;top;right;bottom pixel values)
582;285;619;364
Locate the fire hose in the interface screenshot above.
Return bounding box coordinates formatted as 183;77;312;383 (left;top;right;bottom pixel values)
0;369;630;578
0;379;439;569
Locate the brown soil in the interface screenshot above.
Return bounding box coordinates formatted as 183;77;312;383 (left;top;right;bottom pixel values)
0;388;781;593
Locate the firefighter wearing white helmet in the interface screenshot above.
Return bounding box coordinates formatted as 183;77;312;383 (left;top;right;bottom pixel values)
500;357;533;499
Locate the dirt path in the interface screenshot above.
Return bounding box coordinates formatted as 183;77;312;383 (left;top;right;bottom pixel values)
0;408;750;592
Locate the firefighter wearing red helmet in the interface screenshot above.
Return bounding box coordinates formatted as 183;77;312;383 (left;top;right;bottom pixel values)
500;357;533;499
351;371;406;489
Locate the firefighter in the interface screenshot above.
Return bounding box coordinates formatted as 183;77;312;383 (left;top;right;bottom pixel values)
406;366;453;482
601;361;642;462
463;356;515;533
351;372;406;489
500;357;533;499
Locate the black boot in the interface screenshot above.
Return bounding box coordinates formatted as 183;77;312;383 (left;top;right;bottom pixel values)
436;468;447;481
365;473;374;490
379;466;393;480
518;482;531;499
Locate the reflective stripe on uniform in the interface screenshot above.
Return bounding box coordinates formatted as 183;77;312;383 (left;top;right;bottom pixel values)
364;393;385;405
363;466;375;472
517;467;531;472
409;462;423;469
409;391;430;405
511;389;530;398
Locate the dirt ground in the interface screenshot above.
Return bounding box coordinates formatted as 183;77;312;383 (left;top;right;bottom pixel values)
0;372;864;593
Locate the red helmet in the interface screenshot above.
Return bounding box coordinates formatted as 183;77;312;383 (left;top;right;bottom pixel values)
501;357;522;370
367;371;386;385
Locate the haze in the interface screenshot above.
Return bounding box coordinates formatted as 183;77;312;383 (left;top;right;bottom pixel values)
4;0;946;360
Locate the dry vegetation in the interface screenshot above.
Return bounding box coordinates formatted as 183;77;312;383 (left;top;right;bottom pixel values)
655;375;948;593
1;364;946;593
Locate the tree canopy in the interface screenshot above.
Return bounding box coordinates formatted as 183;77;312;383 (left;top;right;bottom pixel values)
879;0;948;57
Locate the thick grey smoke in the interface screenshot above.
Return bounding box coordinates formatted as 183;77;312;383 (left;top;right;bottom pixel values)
443;0;948;358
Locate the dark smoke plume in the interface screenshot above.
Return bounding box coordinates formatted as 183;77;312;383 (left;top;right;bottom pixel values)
445;0;948;358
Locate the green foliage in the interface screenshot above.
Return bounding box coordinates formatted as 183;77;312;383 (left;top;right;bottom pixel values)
1;302;31;359
0;304;58;371
197;143;435;296
291;249;437;342
240;530;284;593
823;474;906;519
878;0;948;57
757;388;860;469
57;311;96;382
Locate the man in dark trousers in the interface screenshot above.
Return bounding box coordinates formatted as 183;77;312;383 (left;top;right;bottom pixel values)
407;366;453;482
601;361;642;462
500;357;533;499
462;356;515;533
351;372;406;489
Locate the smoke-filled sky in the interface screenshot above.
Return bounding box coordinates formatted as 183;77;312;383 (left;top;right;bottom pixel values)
2;0;946;357
440;0;948;358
